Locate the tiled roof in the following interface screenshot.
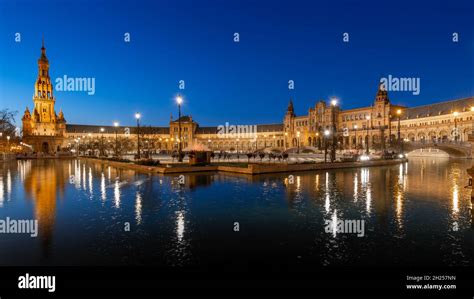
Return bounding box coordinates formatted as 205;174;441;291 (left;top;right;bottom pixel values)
171;115;194;122
404;97;474;119
66;124;169;135
196;126;218;134
257;123;283;132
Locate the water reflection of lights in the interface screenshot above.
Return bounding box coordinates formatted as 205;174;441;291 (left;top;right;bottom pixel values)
315;174;320;191
18;160;31;182
361;168;369;185
395;191;403;229
331;210;338;238
176;211;185;242
88;167;93;196
6;170;11;200
325;172;330;213
114;180;121;208
135;191;142;225
452;185;459;215
353;173;358;202
82;164;86;190
100;172;107;201
366;186;371;214
0;177;4;207
325;193;330;213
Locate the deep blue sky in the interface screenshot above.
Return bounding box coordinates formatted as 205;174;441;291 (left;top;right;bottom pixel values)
0;0;472;127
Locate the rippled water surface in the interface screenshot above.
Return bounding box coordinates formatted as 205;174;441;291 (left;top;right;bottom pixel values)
0;158;472;268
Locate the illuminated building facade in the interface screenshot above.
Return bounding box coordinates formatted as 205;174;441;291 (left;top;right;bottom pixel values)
21;44;474;155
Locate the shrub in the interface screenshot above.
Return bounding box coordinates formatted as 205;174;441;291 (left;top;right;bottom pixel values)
106;157;131;163
135;159;160;166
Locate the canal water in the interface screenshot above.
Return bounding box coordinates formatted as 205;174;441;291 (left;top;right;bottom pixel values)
0;158;472;268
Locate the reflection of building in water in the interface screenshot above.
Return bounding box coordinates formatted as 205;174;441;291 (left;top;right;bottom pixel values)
179;174;213;190
23;160;67;257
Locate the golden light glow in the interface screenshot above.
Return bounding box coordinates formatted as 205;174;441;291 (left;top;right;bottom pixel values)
397;109;402;115
453;111;459;117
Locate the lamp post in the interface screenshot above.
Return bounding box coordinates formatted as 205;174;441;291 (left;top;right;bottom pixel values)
453;111;459;143
354;125;358;150
135;113;141;159
315;132;319;150
100;128;105;157
396;109;402;152
388;114;392;147
284;132;288;151
6;136;10;152
176;96;183;162
296;131;300;153
468;106;474;142
113;122;119;157
324;129;330;163
365;115;370;155
330;98;338;162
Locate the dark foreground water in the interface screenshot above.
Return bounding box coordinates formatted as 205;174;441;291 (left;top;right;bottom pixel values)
0;158;472;268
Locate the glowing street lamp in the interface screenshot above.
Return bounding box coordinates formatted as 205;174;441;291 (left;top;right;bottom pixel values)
453;111;459;142
135;113;141;159
365;115;371;155
353;124;358;150
296;131;301;153
113;122;119;157
330;98;338;162
324;129;330;163
100;127;105;157
176;96;183;162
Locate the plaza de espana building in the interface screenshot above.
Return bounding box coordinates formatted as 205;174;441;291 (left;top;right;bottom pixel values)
22;43;474;155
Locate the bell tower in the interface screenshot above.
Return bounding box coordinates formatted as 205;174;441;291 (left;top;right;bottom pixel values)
34;38;56;123
283;98;296;147
22;39;66;154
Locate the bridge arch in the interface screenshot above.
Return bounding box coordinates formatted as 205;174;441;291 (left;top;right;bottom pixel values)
404;141;472;158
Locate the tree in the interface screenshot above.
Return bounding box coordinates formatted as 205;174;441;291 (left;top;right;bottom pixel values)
0;109;18;136
0;109;19;151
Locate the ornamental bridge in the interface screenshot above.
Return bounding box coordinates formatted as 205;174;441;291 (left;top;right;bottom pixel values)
255;142;473;159
403;141;473;158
